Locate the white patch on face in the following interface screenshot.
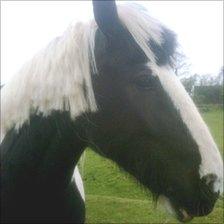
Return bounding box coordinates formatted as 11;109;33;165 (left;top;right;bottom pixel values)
72;166;85;201
149;63;223;194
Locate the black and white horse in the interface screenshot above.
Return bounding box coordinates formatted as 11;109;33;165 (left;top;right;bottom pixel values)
1;1;223;223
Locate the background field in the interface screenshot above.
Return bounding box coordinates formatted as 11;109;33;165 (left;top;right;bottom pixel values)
80;108;223;223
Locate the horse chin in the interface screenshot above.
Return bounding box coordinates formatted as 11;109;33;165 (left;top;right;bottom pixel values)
158;195;193;223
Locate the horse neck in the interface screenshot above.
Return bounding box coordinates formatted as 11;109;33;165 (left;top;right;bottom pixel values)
2;111;87;191
35;112;87;189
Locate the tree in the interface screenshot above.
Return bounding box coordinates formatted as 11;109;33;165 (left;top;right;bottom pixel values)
193;85;223;105
199;74;214;86
215;66;223;85
181;74;199;95
173;48;192;78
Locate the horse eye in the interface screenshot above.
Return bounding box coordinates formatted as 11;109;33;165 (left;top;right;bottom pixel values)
134;74;154;90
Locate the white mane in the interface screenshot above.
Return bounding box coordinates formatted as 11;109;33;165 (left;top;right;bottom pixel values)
1;21;98;137
1;3;162;138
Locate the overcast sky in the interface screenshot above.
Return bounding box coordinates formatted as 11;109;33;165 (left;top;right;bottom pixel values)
1;1;223;84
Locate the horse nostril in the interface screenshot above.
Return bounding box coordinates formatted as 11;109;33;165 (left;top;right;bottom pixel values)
202;174;218;192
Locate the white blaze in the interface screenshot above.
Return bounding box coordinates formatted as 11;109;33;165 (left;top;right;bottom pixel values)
150;63;223;194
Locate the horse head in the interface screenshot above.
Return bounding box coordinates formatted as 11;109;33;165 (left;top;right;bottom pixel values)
88;1;223;222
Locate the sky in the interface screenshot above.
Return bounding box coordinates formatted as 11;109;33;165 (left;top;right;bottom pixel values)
1;1;223;84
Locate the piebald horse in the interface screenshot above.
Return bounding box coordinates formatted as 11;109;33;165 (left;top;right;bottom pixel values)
1;1;223;223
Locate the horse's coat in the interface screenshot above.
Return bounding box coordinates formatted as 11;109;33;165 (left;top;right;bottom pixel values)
1;1;223;223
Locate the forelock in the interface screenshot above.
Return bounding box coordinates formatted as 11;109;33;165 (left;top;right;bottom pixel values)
117;3;177;67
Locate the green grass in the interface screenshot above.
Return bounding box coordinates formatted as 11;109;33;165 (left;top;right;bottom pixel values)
81;108;224;223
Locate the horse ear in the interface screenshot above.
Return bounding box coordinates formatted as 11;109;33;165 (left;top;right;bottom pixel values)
92;0;124;38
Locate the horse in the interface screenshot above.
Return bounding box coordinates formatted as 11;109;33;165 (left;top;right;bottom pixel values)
1;1;223;223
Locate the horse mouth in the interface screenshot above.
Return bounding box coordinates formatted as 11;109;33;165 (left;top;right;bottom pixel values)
158;195;193;222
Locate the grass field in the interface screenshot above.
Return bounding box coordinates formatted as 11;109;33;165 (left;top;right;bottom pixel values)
81;108;223;223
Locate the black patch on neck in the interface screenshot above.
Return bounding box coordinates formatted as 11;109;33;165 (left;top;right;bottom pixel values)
149;27;177;66
1;111;86;223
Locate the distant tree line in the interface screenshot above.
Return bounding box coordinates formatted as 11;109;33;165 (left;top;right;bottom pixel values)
173;49;223;106
193;85;223;105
